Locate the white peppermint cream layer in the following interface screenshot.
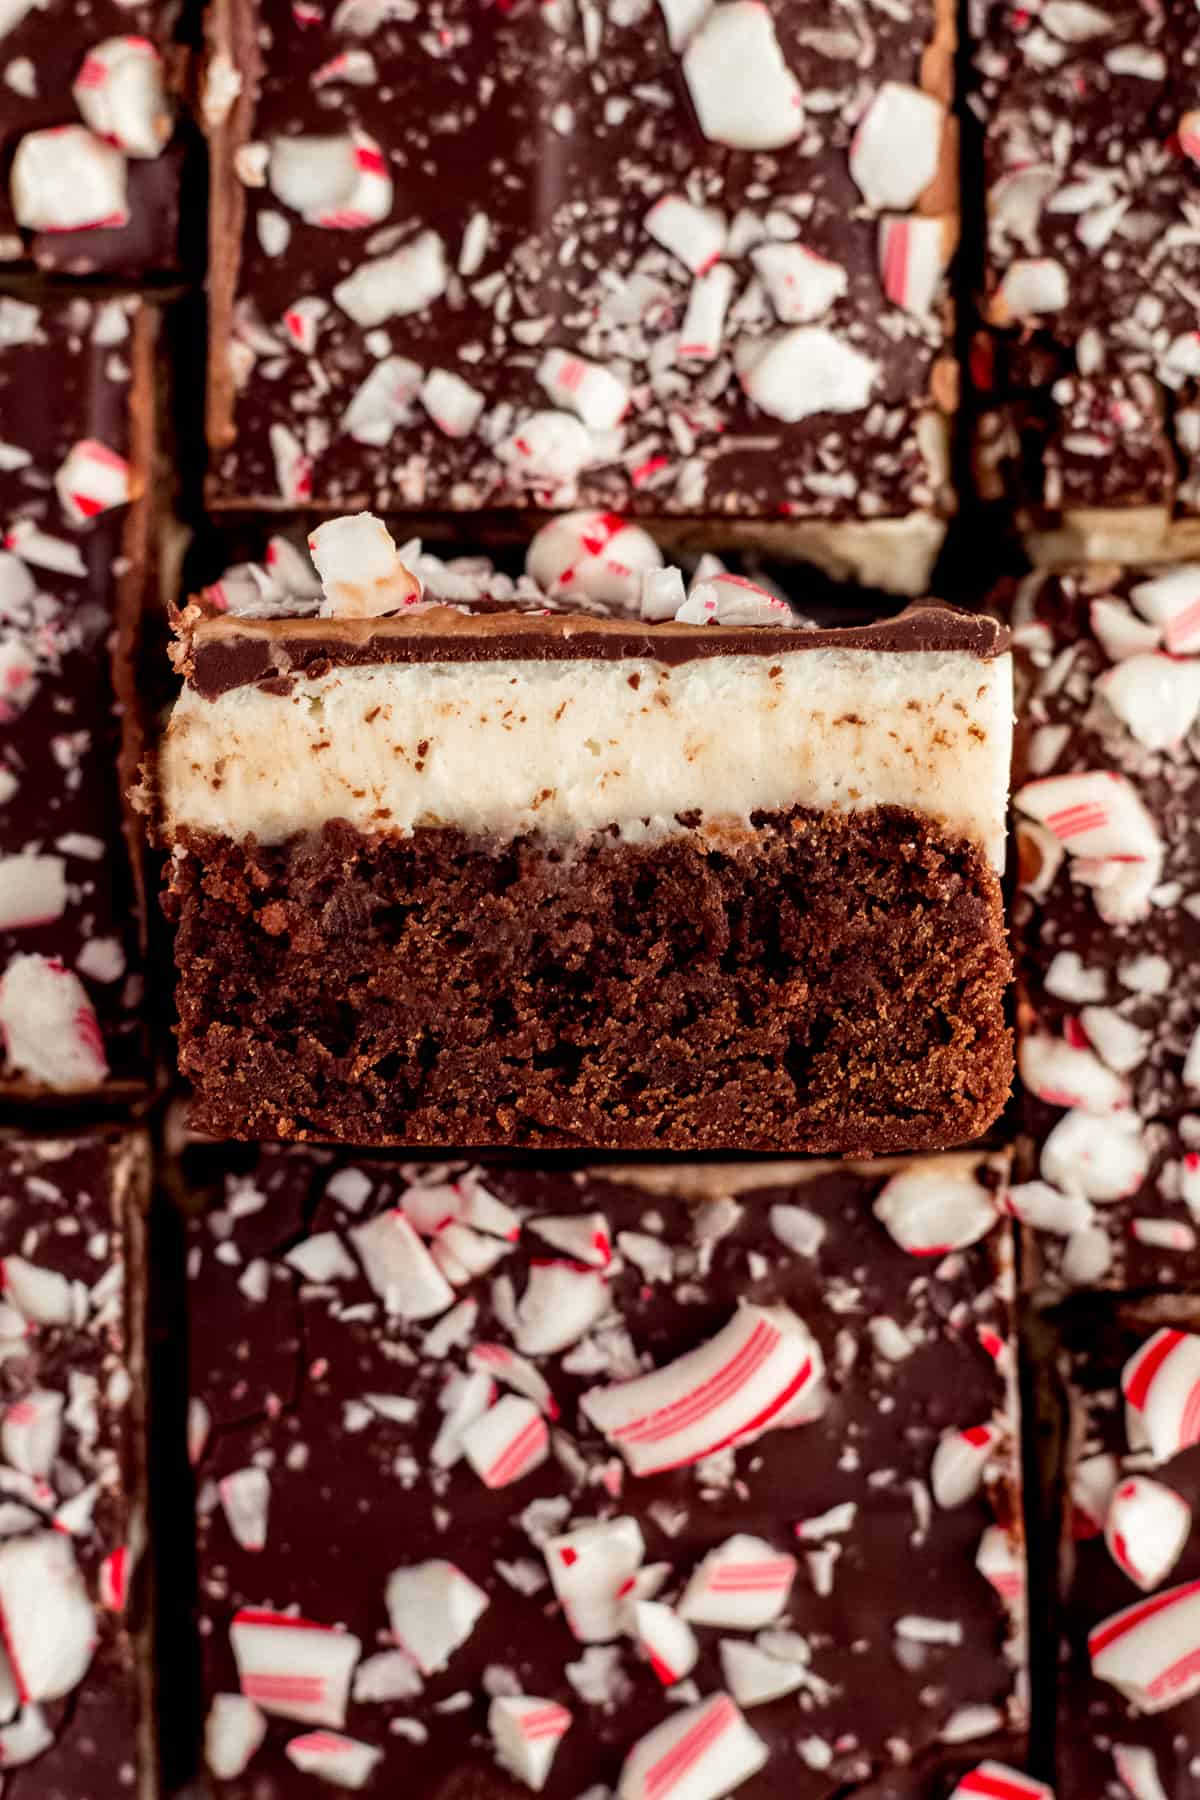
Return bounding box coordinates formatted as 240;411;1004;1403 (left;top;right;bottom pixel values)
161;648;1012;868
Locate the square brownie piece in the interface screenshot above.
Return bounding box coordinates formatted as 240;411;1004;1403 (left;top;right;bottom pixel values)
0;1127;152;1799
152;518;1013;1151
190;1149;1026;1797
0;294;155;1097
204;0;958;592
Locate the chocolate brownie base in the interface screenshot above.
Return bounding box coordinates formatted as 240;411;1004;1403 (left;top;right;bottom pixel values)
166;806;1012;1150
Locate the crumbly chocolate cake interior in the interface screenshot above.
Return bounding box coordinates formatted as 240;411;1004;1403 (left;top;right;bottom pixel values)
166;803;1010;1151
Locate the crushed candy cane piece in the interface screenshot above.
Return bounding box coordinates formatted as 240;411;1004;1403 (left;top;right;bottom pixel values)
644;195;726;274
10;125;128;233
514;1262;608;1356
751;242;847;325
677;264;734;361
420;368;485;438
73;37;171;159
461;1395;549;1489
0;954;108;1090
545;1517;645;1643
1112;1743;1169;1800
681;4;803;151
1;1390;62;1478
1105;1476;1191;1592
995;258;1069;318
285;1729;383;1790
743;327;877;422
231;1610;360;1727
949;1768;1054;1800
497;411;591;490
874;1165;998;1254
489;1696;572;1792
54;438;133;524
310;513;421;620
1040;1109;1149;1203
526;511;663;609
931;1423;996;1508
1090;1579;1200;1713
719;1637;808;1708
529;1214;611;1268
537;349;629;432
678;1535;796;1629
1129;567;1200;655
385;1561;488;1675
1014;772;1162;862
333;231;448;326
879;216;943;315
1018;1034;1129;1111
206;1693;268;1780
1122;1330;1200;1464
219;1468;270;1553
617;1691;768;1800
635;1601;698;1685
349;1211;453;1318
850;82;943;210
0;1530;96;1702
1097;655;1200;752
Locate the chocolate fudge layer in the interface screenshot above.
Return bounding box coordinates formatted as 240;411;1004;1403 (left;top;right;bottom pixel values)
0;295;154;1098
973;0;1200;562
1054;1295;1200;1798
0;2;185;276
191;1150;1026;1797
204;0;957;591
1006;567;1200;1292
152;519;1013;1150
0;1127;152;1798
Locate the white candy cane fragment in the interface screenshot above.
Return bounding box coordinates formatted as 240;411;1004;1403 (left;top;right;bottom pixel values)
0;1531;95;1701
975;1526;1025;1611
719;1637;808;1708
10;125;128;233
2;1257;79;1328
931;1423;997;1509
385;1561;488;1674
635;1601;698;1685
349;1210;453;1317
544;1517;645;1643
1002;1180;1093;1237
751;241;847;325
1090;1578;1200;1712
617;1692;768;1800
994;258;1069;318
674;571;791;627
537;348;628;432
497;410;591;490
1112;1743;1169;1800
949;1768;1054;1800
581;1305;823;1478
219;1468;270;1553
0;954;108;1090
489;1696;572;1792
285;1730;382;1790
268;131;391;228
514;1262;608;1356
529;1213;611;1268
682;3;802;150
879;216;944;315
206;1694;267;1780
73;37;171;159
54;438;133;523
2;1390;63;1477
0;856;67;932
677;264;734;361
644;195;726;274
641;566;687;622
231;1611;360;1727
281;297;327;355
526;511;663;608
1122;1330;1200;1464
461;1395;549;1489
1098;654;1200;752
742;327;877;422
1018;1034;1130;1112
1130;566;1200;655
874;1164;998;1255
1090;596;1163;662
269;423;312;504
340;355;422;446
1105;1476;1191;1592
678;1535;796;1629
333;230;448;325
1013;772;1162;862
419;367;485;437
310;513;421;619
468;1344;556;1418
0;1706;53;1769
850;82;944;210
4;518;88;577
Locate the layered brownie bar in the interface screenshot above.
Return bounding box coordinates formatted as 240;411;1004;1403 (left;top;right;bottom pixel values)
204;0;958;592
191;1149;1027;1797
0;1127;152;1797
1008;567;1200;1292
0;295;154;1097
153;515;1014;1150
973;0;1200;562
1054;1294;1200;1798
0;2;186;276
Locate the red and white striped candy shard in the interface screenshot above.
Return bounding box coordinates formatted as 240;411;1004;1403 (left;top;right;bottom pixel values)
719;1637;808;1709
1070;1452;1119;1539
420;368;485;439
1122;1329;1200;1464
1112;1742;1169;1800
1105;1476;1192;1593
677;571;791;628
975;1526;1025;1611
267;130;392;229
635;1601;699;1686
617;1691;768;1800
1090;1578;1200;1712
496;410;591;489
73;36;170;160
537;348;629;432
10;125;129;234
878;215;943;315
285;1729;383;1790
1130;566;1200;656
468;1343;556;1418
205;1693;267;1781
230;1610;361;1726
873;1165;998;1256
1013;771;1163;862
1018;1034;1130;1112
581;1304;824;1478
309;513;422;622
751;242;847;325
530;1212;612;1269
948;1764;1055;1800
384;1560;488;1674
850;81;944;211
348;1211;453;1319
99;1546;129;1612
644;195;726;275
1;1389;62;1478
489;1695;572;1792
930;1422;997;1509
681;2;803;151
677;264;734;362
1097;654;1200;753
545;1516;645;1643
460;1394;549;1490
525;510;663;609
1040;1108;1149;1204
268;423;312;504
514;1261;609;1357
677;1535;797;1630
53;438;132;526
431;1368;494;1470
0;953;108;1090
281;296;327;356
219;1467;271;1553
0;1531;96;1702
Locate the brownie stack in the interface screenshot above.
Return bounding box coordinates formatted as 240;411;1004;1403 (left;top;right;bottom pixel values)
2;1;1200;1798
